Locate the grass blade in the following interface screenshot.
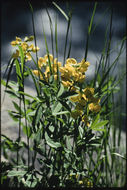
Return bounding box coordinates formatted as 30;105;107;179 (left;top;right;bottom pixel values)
45;6;54;58
55;14;58;60
84;2;97;61
53;1;69;21
88;2;97;35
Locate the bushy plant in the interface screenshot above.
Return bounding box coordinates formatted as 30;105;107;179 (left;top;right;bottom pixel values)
1;1;126;188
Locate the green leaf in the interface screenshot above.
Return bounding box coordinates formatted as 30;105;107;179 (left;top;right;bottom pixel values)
22;125;32;138
78;126;84;139
27;67;40;96
12;101;23;115
59;90;77;99
58;100;71;112
1;79;6;87
26;109;36;116
8;170;26;177
18;91;36;100
52;102;62;115
57;83;64;97
111;153;126;160
90;114;100;128
92;128;105;132
8;110;19;122
53;2;69;21
53;111;69;116
15;59;22;81
45;132;61;149
2;58;15;104
23;174;38;188
91;120;109;131
49;126;55;133
66;136;72;151
18;45;24;72
32;104;43;131
5;89;19;99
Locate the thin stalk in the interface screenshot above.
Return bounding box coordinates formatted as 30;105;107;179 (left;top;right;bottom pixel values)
55;13;58;60
29;3;38;63
29;2;42;96
103;8;113;72
22;91;30;169
84;2;97;61
63;15;71;65
17;95;22;169
46;7;54;59
104;9;113;186
117;72;123;147
67;25;72;58
22;57;30;169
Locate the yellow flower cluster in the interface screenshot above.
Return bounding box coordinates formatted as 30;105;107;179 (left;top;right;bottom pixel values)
32;54;101;122
59;58;90;88
10;35;101;121
69;173;93;187
70;87;101;123
32;54;62;81
11;36;39;61
79;177;93;187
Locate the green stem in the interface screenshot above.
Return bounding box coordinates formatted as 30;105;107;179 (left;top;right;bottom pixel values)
17;95;22;169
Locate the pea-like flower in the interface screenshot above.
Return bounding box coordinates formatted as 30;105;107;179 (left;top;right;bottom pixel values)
88;103;101;112
32;54;62;82
71;109;83;119
11;36;39;61
82;115;90;127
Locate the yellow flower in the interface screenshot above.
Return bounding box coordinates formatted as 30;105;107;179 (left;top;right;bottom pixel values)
54;58;61;66
76;174;79;179
25;52;32;61
78;59;90;73
75;103;84;111
11;40;20;46
78;98;87;106
79;180;83;185
16;37;22;42
82;177;93;187
24;36;34;42
52;59;62;73
91;97;100;104
83;87;94;101
44;54;54;63
32;46;40;52
70;86;77;91
62;80;73;88
11;36;21;46
89;103;101;113
21;42;29;51
66;58;77;65
12;49;19;58
71;109;83;119
38;57;44;68
70;94;79;102
66;64;76;76
73;72;86;83
70;91;87;104
82;115;90;127
44;66;50;80
32;70;43;79
60;68;71;81
28;44;34;50
54;74;58;80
